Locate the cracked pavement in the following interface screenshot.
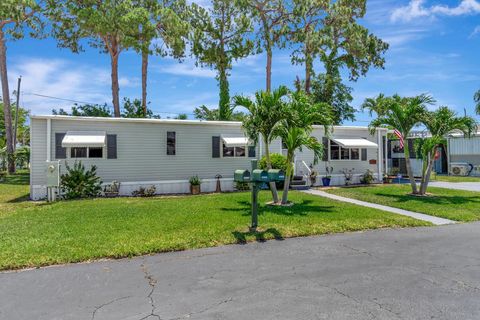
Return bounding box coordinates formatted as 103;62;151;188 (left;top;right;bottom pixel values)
1;222;480;320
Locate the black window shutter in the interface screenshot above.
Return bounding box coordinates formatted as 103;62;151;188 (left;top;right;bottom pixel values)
322;137;329;161
212;136;220;158
248;145;256;158
387;140;392;158
408;139;416;159
55;133;66;159
361;148;367;161
107;134;117;159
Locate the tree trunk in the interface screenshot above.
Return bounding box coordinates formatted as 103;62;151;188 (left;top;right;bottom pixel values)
141;50;148;116
218;65;230;120
403;143;418;194
420;150;435;195
266;48;272;92
305;52;312;94
264;135;279;203
281;153;294;205
0;29;15;174
110;52;121;117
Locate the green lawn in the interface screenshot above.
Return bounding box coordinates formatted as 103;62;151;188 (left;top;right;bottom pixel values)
431;175;480;183
326;185;480;222
0;172;430;270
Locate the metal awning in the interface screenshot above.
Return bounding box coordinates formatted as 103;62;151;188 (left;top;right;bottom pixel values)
62;131;107;148
222;136;250;147
331;138;378;148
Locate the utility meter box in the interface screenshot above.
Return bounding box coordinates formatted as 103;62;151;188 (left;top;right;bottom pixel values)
46;161;61;187
252;169;269;182
234;169;251;182
267;169;285;182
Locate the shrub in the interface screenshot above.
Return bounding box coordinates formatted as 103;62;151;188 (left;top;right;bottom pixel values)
189;175;202;186
60;161;102;199
259;153;288;172
361;169;375;184
132;185;156;197
235;181;250;191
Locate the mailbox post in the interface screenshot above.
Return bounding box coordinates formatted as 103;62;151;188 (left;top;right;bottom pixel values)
234;160;285;232
250;160;259;231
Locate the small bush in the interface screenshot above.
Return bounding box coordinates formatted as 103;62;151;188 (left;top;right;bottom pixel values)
259;153;288;172
132;185;157;197
61;161;102;199
235;181;251;191
361;169;375;185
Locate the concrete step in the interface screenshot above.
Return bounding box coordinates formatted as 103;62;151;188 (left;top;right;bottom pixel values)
290;180;307;186
291;185;310;191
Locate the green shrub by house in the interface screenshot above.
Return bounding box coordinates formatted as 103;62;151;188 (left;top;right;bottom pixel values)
61;161;102;199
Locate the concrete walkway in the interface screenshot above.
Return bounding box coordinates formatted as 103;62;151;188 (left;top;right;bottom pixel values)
429;181;480;192
302;189;456;226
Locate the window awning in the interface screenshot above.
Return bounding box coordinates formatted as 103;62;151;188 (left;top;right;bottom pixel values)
222;136;250;147
62;131;107;148
331;138;378;148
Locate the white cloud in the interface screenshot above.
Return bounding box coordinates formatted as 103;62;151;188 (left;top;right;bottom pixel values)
391;0;480;22
470;25;480;37
391;0;431;22
7;58;138;115
156;63;216;78
432;0;480;16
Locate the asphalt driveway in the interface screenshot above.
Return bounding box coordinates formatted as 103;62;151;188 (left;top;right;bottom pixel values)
429;181;480;192
1;223;479;320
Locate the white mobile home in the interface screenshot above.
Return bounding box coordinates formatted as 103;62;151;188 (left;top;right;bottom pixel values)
447;130;480;176
30;115;388;200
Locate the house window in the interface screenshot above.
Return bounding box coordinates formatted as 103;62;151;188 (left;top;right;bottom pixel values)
223;143;247;158
70;147;104;158
71;147;87;158
89;147;103;158
329;141;361;161
167;131;176;155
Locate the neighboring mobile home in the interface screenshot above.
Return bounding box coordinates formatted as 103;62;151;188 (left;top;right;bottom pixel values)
30;115;388;200
447;130;480;176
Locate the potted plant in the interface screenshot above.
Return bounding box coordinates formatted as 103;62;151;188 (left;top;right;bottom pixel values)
189;175;202;195
322;166;333;187
104;180;120;197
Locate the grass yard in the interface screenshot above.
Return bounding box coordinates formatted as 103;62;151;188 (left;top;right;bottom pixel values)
431;175;480;183
0;172;430;270
326;185;480;222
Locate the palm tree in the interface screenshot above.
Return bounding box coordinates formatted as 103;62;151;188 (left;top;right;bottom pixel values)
277;91;331;204
418;107;476;195
475;90;480;115
362;94;434;194
233;86;288;204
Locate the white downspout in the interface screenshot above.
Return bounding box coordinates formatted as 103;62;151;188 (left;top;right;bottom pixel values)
384;130;388;176
46;118;51;161
377;129;382;181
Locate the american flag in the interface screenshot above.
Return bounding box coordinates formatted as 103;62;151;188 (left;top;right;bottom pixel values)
393;129;404;149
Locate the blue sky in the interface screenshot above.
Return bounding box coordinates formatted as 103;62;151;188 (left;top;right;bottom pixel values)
5;0;480;125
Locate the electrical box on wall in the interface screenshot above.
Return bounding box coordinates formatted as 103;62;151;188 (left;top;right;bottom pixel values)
46;161;61;187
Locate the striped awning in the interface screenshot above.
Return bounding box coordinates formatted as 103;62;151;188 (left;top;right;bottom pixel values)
222;136;250;147
62;131;106;148
331;138;378;148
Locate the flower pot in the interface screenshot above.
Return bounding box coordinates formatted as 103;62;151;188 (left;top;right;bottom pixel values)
321;177;331;187
190;185;201;195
